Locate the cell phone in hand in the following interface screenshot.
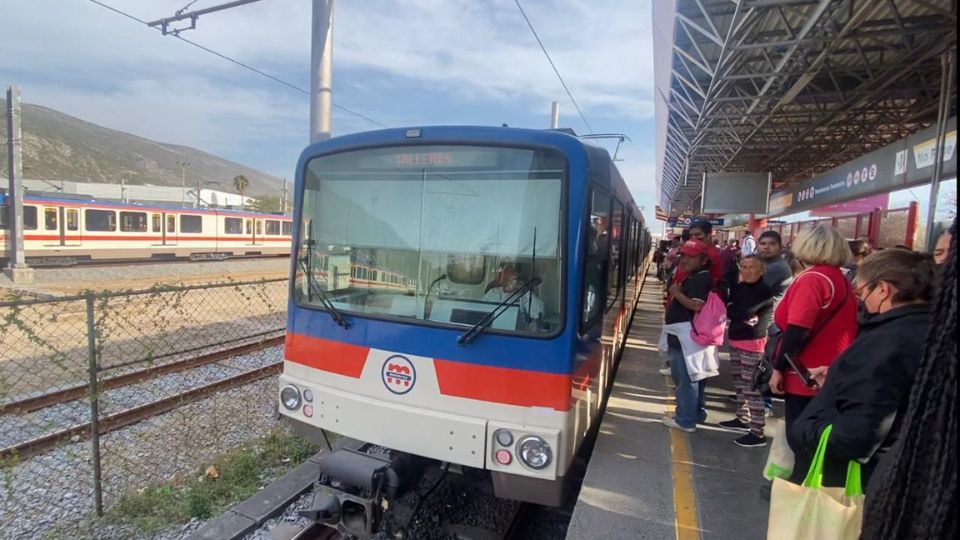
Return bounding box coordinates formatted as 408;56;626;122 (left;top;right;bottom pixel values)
783;353;818;388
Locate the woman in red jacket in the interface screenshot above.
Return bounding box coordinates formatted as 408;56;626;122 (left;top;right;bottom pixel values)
768;223;858;484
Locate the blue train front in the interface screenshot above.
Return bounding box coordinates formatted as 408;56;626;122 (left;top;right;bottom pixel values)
278;126;647;532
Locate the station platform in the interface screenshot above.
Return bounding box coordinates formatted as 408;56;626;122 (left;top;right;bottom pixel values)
567;271;778;540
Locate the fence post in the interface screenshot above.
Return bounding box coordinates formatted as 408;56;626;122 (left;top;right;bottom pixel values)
85;292;104;517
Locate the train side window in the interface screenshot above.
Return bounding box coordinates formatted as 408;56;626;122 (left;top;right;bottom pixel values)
85;209;116;232
151;214;161;233
44;207;58;231
166;215;176;233
180;215;202;233
265;220;280;235
607;201;624;308
245;219;252;234
120;211;147;232
581;189;611;330
255;220;263;235
281;221;291;236
22;206;38;230
225;217;243;234
0;205;8;229
66;209;79;231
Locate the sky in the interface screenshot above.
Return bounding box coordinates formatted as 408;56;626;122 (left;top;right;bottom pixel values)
0;0;659;225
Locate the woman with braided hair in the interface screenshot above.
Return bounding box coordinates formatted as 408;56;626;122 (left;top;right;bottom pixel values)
860;218;957;539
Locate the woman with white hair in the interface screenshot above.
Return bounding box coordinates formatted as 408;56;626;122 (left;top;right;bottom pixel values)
767;224;858;484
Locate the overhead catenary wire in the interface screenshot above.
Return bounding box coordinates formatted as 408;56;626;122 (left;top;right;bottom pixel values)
84;0;388;129
513;0;593;134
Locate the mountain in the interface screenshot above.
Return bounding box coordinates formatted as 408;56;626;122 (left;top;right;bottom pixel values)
0;99;283;196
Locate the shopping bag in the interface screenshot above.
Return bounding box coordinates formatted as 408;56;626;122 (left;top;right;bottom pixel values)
766;425;864;540
763;423;794;481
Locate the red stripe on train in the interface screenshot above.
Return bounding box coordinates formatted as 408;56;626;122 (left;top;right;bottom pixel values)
434;359;572;411
284;333;369;378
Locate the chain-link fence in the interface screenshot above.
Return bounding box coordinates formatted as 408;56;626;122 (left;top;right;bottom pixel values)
0;278;288;539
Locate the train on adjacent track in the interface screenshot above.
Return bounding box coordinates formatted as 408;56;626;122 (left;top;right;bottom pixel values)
277;125;652;536
0;194;293;266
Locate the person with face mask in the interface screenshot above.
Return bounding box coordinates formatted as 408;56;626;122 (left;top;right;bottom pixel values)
788;248;935;489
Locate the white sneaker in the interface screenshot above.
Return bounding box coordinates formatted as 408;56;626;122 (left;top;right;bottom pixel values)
658;366;672;376
661;416;696;433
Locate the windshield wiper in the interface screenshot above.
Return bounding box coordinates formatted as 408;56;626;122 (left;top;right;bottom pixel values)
458;277;541;345
299;258;350;329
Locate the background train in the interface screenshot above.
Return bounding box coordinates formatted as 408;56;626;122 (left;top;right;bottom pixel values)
278;126;652;536
0;194;292;266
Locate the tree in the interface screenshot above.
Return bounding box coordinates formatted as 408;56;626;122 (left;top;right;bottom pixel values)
249;195;282;213
233;174;250;210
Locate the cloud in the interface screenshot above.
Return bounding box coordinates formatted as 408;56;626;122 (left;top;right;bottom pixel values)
0;0;656;184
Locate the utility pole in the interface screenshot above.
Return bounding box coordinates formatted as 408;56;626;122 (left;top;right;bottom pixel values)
4;85;33;283
178;160;190;207
196;175;202;208
310;0;334;143
120;176;126;203
281;178;288;215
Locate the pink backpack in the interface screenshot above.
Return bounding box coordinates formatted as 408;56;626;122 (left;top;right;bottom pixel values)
690;291;728;347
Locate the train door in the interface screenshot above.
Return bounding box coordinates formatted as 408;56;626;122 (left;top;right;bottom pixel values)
251;219;264;246
164;213;178;245
63;207;80;246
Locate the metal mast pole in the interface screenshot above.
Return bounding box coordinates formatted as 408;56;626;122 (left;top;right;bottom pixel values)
925;50;956;250
196;175;202;207
281;179;288;215
4;85;32;282
310;0;334;144
178;161;189;207
550;101;560;129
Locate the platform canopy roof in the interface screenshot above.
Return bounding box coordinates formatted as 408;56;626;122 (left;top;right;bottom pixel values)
654;0;958;216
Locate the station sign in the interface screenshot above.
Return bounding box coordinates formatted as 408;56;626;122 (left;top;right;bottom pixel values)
666;216;725;227
766;116;957;217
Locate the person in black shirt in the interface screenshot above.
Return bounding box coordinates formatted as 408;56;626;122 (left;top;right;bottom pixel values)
662;239;714;432
718;255;774;447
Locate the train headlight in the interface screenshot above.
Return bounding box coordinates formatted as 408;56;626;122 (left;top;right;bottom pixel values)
517;436;552;470
495;429;514;447
280;385;302;410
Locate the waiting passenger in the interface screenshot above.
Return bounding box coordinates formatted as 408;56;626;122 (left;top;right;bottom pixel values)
719;255;774;447
932;229;952;266
861;218;956;540
659;239;719;433
741;230;758;256
844;238;871;284
482;266;544;326
768;224;858;485
757;231;793;306
789;248;935;489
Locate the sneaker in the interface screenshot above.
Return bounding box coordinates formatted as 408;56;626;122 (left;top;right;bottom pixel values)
658;366;672;376
764;408;774;418
718;418;750;432
661;416;696;433
734;433;768;448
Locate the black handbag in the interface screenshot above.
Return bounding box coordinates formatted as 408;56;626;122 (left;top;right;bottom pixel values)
751;277;850;391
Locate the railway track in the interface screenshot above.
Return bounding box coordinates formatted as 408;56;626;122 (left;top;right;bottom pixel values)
0;360;282;461
1;335;285;415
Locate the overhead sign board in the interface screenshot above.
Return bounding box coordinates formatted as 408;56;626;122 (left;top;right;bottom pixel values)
702;172;771;214
766;117;957;217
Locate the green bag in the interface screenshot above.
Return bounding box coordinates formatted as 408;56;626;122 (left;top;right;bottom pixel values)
766;425;864;540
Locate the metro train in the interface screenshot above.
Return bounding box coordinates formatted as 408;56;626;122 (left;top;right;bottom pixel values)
0;194;292;265
278;126;652;536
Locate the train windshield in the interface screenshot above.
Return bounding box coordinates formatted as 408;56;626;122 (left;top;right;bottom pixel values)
296;144;565;336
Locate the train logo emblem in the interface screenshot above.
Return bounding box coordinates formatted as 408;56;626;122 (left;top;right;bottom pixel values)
382;355;416;395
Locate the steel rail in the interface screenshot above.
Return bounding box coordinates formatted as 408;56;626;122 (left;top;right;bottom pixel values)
0;361;282;461
1;336;285;414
